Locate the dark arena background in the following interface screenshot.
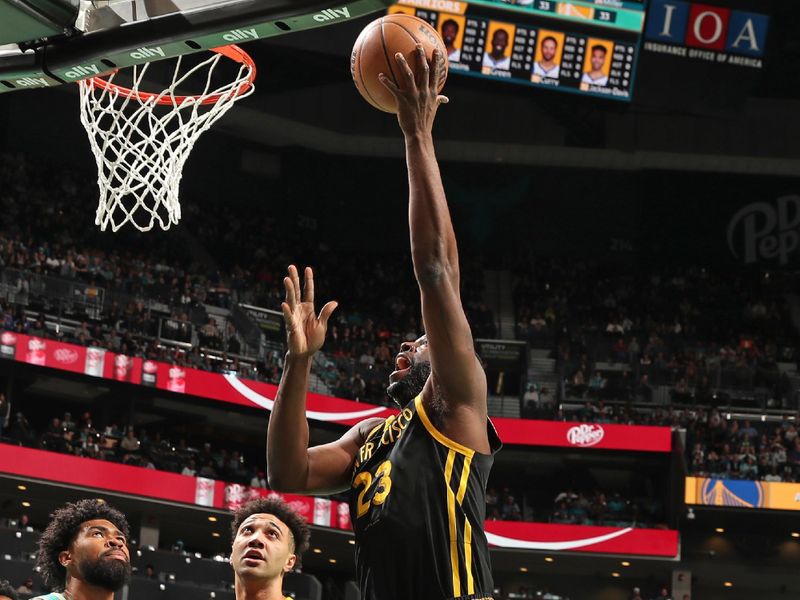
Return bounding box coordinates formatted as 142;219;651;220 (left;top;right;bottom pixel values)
0;0;799;599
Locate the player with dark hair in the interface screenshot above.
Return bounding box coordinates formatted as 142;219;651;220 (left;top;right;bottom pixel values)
229;497;311;600
534;35;560;78
582;44;609;86
0;579;18;600
267;46;500;600
32;499;130;600
441;18;461;62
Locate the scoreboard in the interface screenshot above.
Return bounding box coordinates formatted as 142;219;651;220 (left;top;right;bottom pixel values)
390;0;648;101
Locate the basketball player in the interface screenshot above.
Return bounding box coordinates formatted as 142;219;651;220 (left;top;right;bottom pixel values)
533;36;560;79
0;580;18;600
267;46;500;600
441;19;462;62
482;29;511;70
32;499;130;600
581;45;609;86
229;497;310;600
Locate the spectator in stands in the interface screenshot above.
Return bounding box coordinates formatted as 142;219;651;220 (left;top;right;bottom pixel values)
143;564;157;579
18;514;31;530
739;455;758;480
42;417;66;452
630;587;643;600
651;586;673;600
0;393;9;439
551;501;572;524
34;499;131;600
181;459;197;477
251;470;267;489
15;579;32;595
588;372;607;392
501;495;522;521
120;428;139;452
789;437;800;469
764;465;782;482
10;412;34;446
229;497;310;600
0;579;18;600
635;374;652;403
63;412;76;433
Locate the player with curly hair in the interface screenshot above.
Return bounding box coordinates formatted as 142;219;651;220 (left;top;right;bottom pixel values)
32;499;130;600
0;579;18;600
229;496;311;600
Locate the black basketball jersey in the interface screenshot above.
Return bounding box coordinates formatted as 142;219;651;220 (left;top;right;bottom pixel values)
349;395;501;600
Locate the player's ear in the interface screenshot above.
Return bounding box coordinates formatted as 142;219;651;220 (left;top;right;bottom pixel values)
284;553;297;573
58;549;72;567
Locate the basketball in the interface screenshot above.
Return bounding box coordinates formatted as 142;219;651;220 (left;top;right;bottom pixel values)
351;14;448;113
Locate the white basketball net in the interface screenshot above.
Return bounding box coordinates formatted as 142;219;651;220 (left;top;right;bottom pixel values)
78;50;255;232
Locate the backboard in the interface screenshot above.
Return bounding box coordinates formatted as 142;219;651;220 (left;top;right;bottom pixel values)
0;0;393;93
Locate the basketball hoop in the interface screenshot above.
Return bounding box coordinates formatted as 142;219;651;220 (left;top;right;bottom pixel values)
78;45;256;232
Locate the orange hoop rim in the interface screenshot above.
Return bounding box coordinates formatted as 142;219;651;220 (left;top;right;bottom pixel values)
84;45;256;106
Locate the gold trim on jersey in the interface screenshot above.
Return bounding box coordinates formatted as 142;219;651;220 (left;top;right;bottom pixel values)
458;454;475;594
414;395;475;458
464;518;474;595
444;449;459;596
366;422;384;440
443;446;476;597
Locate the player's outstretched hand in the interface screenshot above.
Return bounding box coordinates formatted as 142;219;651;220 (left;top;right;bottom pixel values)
379;44;448;137
280;265;337;358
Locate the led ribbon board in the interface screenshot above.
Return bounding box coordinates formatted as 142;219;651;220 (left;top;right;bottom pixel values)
0;0;395;93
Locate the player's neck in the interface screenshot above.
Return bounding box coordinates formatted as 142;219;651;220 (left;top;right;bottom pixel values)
235;576;285;600
62;579;116;600
541;59;555;68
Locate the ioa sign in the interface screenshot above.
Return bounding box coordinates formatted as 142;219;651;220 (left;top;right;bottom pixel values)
645;0;769;68
727;195;800;265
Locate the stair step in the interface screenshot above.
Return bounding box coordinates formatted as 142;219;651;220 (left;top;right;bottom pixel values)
529;348;552;359
528;372;558;380
487;396;520;418
529;361;555;371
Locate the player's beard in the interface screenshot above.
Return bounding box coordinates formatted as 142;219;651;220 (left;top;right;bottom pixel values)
80;555;131;591
386;360;431;407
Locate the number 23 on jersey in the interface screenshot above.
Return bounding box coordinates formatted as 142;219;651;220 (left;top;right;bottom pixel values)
353;459;393;518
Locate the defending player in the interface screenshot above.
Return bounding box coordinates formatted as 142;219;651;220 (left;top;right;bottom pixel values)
32;499;131;600
267;46;500;600
229;497;310;600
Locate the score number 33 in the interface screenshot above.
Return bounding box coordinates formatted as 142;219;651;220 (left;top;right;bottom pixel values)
353;460;392;518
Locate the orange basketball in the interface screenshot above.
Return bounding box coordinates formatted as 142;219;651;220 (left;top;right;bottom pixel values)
351;14;448;113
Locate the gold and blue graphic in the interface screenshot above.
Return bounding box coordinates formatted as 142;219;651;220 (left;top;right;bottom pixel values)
686;477;800;511
700;478;764;508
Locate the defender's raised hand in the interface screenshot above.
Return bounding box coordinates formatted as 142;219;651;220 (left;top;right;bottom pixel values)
280;265;337;358
379;45;448;137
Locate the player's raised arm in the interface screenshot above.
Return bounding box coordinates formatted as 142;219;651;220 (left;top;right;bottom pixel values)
266;265;383;494
380;47;489;453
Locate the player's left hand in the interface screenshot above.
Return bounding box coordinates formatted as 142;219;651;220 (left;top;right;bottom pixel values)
379;45;448;137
